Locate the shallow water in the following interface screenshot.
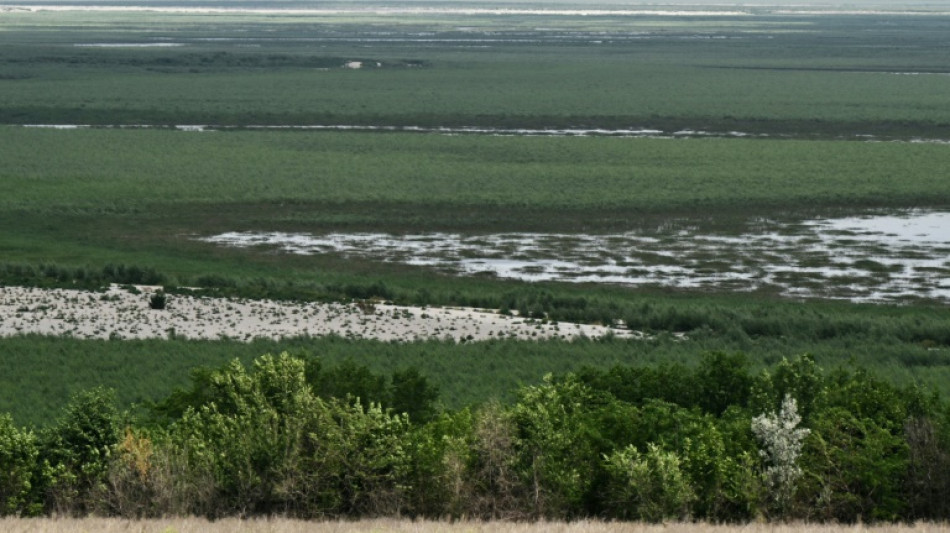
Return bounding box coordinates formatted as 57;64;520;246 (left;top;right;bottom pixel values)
22;124;950;143
9;5;754;16
202;210;950;304
74;42;185;48
20;124;753;138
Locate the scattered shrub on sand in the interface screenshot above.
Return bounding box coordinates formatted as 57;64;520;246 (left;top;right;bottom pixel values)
148;292;167;310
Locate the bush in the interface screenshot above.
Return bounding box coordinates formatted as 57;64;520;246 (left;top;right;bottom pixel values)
36;387;121;515
148;292;167;310
0;414;38;516
603;443;695;521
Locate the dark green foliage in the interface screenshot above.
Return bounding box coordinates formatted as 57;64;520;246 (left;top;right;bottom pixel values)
751;354;825;421
32;388;121;516
575;363;698;408
305;357;441;424
0;262;164;290
102;265;165;287
147;292;167;310
1;353;949;521
310;359;389;407
0;414;37;516
147;355;440;428
697;352;753;416
903;415;950;520
576;352;752;416
802;408;909;522
390;368;440;424
146;366;217;425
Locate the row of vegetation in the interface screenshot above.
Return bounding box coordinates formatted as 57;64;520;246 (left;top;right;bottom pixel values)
2;352;949;522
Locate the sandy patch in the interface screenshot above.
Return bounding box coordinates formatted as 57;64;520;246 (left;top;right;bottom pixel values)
0;285;635;343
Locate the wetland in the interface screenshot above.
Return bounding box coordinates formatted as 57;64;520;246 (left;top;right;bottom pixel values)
204;210;950;304
3;2;950;521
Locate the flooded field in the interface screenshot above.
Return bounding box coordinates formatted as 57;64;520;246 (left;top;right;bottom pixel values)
203;211;950;304
1;5;755;16
21;123;762;138
24;124;950;143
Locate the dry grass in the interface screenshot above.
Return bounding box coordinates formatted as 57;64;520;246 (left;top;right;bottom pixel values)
2;519;949;533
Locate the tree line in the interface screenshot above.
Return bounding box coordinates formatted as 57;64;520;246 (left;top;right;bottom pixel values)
2;351;949;522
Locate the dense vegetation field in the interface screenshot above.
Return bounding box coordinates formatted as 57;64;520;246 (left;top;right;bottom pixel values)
3;4;950;137
3;519;950;533
5;128;950;215
1;1;950;523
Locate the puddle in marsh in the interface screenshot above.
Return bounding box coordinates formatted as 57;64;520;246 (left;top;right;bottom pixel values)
24;124;950;143
204;210;950;303
74;43;186;48
21;124;757;138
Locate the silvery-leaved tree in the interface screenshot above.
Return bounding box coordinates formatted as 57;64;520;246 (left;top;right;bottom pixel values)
751;394;809;517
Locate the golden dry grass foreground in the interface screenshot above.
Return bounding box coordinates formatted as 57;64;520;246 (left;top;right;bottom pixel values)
2;520;950;533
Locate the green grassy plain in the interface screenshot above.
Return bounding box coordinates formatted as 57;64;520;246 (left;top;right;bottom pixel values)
2;7;950;136
4;128;948;214
1;4;949;426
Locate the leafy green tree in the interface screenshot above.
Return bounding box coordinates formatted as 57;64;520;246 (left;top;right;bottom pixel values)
603;443;694;521
168;355;319;516
903;415;950;519
35;387;120;515
576;363;698;408
802;407;908;522
510;374;601;518
751;354;824;421
147;366;217;425
166;353;411;518
309;359;389;407
402;408;475;517
390;367;440;423
629;399;749;520
697;352;752;415
323;398;410;517
464;401;525;519
0;414;38;516
713;406;767;521
823;366;908;433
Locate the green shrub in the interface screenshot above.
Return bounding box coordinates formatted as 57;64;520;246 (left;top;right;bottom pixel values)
603;443;695;521
148;292;167;310
0;414;38;516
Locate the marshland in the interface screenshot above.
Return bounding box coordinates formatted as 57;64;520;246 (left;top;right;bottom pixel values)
1;0;949;524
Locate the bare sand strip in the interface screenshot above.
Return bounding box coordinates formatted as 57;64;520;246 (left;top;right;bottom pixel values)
0;285;634;343
1;518;948;533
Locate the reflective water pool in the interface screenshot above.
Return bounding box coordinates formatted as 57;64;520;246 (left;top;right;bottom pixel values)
202;210;950;304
